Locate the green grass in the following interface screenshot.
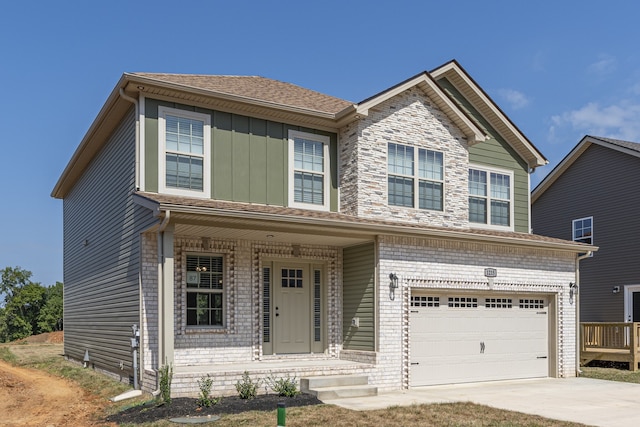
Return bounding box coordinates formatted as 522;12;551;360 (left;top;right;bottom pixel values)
1;341;590;426
580;365;640;384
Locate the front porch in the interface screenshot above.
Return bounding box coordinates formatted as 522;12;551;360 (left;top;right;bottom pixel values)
170;357;376;397
580;322;640;371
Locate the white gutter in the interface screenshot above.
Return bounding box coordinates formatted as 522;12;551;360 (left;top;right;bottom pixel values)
575;250;593;376
119;88;141;190
153;202;592;253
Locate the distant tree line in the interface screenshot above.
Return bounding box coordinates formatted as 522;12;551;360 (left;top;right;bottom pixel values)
0;266;63;343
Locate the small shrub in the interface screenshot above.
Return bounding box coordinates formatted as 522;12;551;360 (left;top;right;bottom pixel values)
235;370;260;399
158;362;173;405
197;374;220;407
266;374;300;397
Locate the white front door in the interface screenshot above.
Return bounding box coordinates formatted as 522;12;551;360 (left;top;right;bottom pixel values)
624;285;640;322
274;263;311;354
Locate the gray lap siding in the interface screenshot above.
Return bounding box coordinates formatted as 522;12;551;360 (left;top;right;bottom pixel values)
63;108;156;379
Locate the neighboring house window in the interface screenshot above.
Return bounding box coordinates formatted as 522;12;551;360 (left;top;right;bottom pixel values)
573;217;593;245
185;255;224;327
468;166;513;229
158;106;211;197
288;130;330;210
387;143;444;210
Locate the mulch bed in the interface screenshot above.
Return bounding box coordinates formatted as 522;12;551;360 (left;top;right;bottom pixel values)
106;393;323;424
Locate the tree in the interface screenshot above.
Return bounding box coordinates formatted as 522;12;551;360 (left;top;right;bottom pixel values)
0;267;63;342
38;281;63;332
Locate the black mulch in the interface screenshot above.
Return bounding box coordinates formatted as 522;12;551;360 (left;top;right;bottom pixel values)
106;393;323;424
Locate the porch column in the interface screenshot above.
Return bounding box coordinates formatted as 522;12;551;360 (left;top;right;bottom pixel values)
158;225;175;366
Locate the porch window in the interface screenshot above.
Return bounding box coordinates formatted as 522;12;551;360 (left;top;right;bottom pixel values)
469;166;513;229
387;143;444;210
158;106;211;198
186;255;224;327
288;130;330;210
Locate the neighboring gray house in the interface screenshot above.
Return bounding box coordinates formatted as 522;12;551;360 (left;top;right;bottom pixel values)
532;135;640;323
52;60;592;397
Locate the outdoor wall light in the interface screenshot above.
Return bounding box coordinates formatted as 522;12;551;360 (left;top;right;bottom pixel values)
389;273;399;301
569;282;578;304
612;286;621;294
389;273;399;289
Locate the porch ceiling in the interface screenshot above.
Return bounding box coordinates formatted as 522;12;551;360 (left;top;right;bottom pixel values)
171;213;375;248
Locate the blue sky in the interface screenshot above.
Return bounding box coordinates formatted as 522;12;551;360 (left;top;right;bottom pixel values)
1;0;638;286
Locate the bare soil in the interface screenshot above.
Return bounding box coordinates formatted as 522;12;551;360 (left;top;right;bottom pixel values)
0;359;109;427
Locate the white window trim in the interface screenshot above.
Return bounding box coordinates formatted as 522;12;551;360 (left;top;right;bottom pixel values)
158;106;211;198
572;216;593;243
387;143;445;211
288;130;331;211
572;216;594;257
185;253;225;329
468;164;515;231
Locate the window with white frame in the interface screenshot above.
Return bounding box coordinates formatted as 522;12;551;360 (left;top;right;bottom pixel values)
468;166;513;229
185;254;224;327
288;130;330;210
158;107;211;197
572;217;593;245
387;142;444;210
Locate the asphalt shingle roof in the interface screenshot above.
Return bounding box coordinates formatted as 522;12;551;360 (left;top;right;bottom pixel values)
132;73;353;115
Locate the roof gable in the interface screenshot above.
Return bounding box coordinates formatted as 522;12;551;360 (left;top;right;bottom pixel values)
430;60;547;168
532;135;640;203
351;71;487;144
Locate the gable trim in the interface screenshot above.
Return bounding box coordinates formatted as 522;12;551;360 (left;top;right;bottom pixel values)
532;135;640;203
354;72;487;144
430;60;547;168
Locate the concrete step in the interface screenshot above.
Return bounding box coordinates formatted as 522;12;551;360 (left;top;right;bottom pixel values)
309;384;378;400
300;374;377;400
301;374;369;391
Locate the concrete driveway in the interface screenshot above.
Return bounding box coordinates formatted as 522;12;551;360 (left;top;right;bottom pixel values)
323;377;640;427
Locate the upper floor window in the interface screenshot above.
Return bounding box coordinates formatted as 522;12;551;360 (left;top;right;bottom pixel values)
185;254;224;327
573;217;593;245
468;166;513;229
387;143;444;211
288;130;330;210
158;107;211;197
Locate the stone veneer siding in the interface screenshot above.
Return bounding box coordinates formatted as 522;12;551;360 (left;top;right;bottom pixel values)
370;235;577;392
339;87;470;227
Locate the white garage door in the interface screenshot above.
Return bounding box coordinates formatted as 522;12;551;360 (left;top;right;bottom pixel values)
410;293;549;387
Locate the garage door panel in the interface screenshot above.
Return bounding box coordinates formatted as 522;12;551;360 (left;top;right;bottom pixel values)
410;293;549;387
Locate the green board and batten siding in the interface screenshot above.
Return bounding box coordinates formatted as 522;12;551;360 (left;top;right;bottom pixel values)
144;98;338;210
63;108;156;377
437;78;530;233
342;243;376;351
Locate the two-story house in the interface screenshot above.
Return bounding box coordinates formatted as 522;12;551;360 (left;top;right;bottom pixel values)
52;60;592;397
532;135;640;323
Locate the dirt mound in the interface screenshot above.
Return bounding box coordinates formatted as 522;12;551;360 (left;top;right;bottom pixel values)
14;331;63;344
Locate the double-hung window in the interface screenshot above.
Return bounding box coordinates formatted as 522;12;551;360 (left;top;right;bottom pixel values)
572;217;593;244
158;107;211;197
288;130;330;210
185;255;224;327
468;166;513;229
388;142;444;210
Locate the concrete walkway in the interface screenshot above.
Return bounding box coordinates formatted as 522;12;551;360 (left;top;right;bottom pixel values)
323;377;640;427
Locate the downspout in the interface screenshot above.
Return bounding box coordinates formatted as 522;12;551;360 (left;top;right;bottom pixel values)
575;250;592;376
153;210;171;396
120;88;143;389
119;88;141;190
